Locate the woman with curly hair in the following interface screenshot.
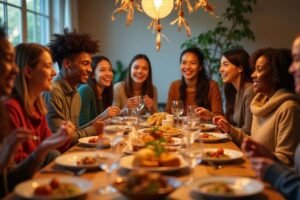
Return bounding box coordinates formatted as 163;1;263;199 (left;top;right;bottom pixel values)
44;29;104;142
165;47;223;117
199;49;254;135
217;48;300;166
78;56;120;126
113;54;158;113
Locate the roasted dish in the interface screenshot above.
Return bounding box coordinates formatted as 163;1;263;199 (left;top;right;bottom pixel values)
33;178;81;197
200;133;219;139
201;182;234;194
87;135;109;145
146;112;167;126
203;148;230;159
133;148;181;167
113;170;175;194
76;156;98;165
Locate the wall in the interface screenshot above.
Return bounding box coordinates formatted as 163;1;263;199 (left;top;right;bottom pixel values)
77;0;300;103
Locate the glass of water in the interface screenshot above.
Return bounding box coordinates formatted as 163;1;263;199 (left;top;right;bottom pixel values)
171;100;184;127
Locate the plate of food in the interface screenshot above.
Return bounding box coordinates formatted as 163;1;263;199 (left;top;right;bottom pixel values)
14;177;92;200
120;149;188;172
113;170;181;200
78;135;110;148
55;151;114;169
192;176;264;198
146;112;167;126
198;132;229;143
138;126;182;137
202;148;243;163
199;123;217;132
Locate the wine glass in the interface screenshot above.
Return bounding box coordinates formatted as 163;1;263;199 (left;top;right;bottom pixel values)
103;119;125;152
181;130;203;185
96;150;121;194
123;107;139;130
171;100;184;127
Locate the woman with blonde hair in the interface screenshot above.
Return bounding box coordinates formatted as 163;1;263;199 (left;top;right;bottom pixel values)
4;43;74;164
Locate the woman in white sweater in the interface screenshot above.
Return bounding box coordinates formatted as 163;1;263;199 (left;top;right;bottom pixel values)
216;48;300;166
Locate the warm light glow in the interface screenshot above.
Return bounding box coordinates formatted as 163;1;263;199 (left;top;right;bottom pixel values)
154;0;162;9
142;0;174;19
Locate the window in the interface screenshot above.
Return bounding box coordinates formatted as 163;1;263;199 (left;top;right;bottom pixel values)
0;0;50;45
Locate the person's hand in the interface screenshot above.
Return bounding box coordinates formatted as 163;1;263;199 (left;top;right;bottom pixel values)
127;97;138;108
101;106;120;119
241;138;276;160
249;157;275;179
214;117;231;133
144;95;154;111
92;119;104;134
0;128;32;169
35;123;73;162
195;107;213;121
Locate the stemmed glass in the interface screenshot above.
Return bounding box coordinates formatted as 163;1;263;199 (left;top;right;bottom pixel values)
171;100;184;127
181;117;202;185
97;119;124;194
123;107;139;130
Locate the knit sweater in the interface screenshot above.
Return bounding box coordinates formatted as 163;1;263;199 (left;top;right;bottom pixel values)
230;89;300;165
165;79;223;115
4;98;52;164
113;81;158;112
230;82;254;135
78;84;104;126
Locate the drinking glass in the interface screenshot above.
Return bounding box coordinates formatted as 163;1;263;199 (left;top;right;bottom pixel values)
103;119;125;152
181;128;203;185
123;107;139;130
136;95;145;112
171;100;184;127
96;151;121;194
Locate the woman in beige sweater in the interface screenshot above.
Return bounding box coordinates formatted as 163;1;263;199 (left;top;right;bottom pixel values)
216;48;300;166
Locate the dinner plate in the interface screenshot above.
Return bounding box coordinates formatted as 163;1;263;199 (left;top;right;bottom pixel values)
199;123;217;132
123;145;181;155
119;155;188;172
202;148;243;163
14;176;92;200
192;176;264;198
55;151;115;169
198;132;229;143
78;136;110;148
137;127;182;137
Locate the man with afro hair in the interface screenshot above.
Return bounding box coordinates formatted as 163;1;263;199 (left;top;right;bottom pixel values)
44;29;103;144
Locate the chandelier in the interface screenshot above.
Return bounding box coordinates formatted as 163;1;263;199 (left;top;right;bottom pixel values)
112;0;217;51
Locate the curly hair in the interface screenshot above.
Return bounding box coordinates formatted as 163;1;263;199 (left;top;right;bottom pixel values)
48;28;99;69
251;48;294;92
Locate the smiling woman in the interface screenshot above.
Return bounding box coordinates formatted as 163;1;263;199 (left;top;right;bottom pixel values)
165;47;223;117
113;54;158;113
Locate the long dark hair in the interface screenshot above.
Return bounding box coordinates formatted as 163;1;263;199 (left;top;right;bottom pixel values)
179;47;210;108
222;49;252;122
125;54;154;98
87;56;113;112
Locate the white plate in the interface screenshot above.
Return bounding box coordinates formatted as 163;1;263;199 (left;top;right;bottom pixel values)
119;155;188;172
55;151;115;169
14;176;92;200
192;176;264;198
137;128;182;137
78;136;110;148
202;148;243;163
199;132;229;143
200;123;217;132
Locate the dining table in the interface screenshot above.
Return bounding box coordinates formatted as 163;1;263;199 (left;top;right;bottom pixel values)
5;126;285;200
